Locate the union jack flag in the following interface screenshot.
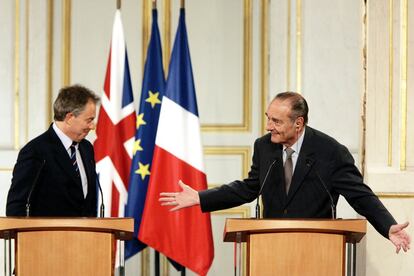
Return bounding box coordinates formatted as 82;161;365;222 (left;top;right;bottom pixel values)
94;9;136;218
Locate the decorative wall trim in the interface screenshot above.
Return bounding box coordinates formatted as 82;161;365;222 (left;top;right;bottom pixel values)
260;0;269;135
387;0;394;167
296;0;302;93
162;0;171;76
47;0;54;125
62;0;71;86
377;192;414;198
204;146;252;187
14;0;21;150
399;0;408;170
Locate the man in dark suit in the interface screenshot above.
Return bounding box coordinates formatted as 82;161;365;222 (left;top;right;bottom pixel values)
160;92;411;253
6;84;100;217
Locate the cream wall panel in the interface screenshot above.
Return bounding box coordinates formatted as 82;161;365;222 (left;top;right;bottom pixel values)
365;198;414;276
301;0;363;152
406;0;414;168
366;0;394;166
0;1;18;148
71;0;143;102
186;0;244;126
51;0;62;100
365;0;414;275
27;0;50;139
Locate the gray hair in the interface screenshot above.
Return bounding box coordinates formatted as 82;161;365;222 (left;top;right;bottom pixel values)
273;91;309;124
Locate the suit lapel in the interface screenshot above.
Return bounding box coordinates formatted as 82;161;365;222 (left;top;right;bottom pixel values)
284;127;316;207
264;142;286;207
47;126;84;191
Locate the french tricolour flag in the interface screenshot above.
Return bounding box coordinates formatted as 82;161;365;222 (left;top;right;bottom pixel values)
139;8;214;276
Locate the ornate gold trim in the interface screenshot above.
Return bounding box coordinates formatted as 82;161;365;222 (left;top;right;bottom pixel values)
163;0;171;75
47;0;54;125
140;247;150;276
296;0;302;93
161;254;168;276
260;0;269;135
387;0;394;167
62;0;71;86
399;0;407;170
201;0;252;132
142;0;150;71
377;192;414;198
14;0;21;150
287;0;291;90
25;0;29;143
204;146;252;182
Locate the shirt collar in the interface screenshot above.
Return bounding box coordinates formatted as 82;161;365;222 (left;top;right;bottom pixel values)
283;127;306;155
52;122;76;151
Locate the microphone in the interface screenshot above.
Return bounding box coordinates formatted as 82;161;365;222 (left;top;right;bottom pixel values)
255;159;277;219
26;159;46;217
96;175;105;218
307;159;336;219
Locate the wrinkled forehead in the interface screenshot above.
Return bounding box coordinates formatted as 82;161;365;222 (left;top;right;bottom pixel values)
267;99;292;116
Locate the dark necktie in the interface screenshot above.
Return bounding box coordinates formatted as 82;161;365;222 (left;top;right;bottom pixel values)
284;147;294;194
70;142;80;177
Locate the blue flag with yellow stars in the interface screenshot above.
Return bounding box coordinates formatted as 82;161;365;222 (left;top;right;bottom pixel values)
124;8;165;258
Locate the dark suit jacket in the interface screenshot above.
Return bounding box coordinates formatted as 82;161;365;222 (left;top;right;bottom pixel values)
199;126;396;238
6;125;97;217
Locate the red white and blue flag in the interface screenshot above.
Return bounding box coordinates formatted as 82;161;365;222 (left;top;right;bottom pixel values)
139;8;214;276
94;9;136;219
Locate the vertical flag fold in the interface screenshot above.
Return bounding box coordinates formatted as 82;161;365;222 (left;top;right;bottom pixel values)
139;8;214;276
125;8;165;259
94;9;136;218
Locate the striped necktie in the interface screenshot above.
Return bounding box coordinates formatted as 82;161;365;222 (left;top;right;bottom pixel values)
70;142;80;177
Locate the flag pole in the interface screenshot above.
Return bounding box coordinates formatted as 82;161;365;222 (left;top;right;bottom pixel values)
117;0;121;9
152;0;156;9
181;0;185;8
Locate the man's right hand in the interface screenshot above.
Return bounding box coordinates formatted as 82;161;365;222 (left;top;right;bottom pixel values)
159;180;200;211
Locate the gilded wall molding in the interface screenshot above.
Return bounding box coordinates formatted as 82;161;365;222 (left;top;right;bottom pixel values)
24;0;29;143
377;192;414;198
399;0;408;170
46;0;54;126
387;0;394;167
14;0;21;150
260;0;269;135
162;0;171;76
62;0;71;86
204;146;252;188
296;0;302;93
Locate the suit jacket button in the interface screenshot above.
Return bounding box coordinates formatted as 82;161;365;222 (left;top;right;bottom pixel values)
283;209;288;214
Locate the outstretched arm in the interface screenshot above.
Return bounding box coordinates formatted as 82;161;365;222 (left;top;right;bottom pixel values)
389;221;411;253
159;180;200;211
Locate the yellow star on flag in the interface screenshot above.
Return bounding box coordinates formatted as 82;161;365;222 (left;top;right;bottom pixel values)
136;113;146;129
135;162;150;180
133;139;143;155
145;91;161;108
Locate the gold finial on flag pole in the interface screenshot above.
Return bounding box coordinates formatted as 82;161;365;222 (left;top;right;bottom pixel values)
117;0;121;10
181;0;185;8
152;0;156;9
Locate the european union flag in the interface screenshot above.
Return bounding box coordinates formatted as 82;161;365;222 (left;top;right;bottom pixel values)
125;8;165;258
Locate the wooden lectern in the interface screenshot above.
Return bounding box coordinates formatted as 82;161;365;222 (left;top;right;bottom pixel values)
224;218;366;276
0;217;134;276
